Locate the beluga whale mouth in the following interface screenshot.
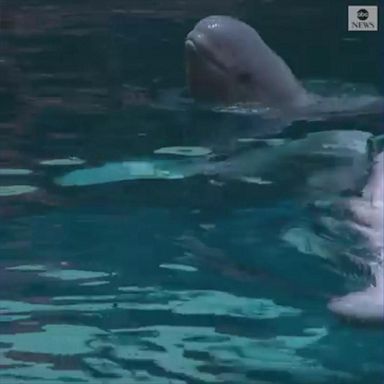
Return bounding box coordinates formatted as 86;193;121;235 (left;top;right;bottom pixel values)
185;35;228;74
185;19;237;104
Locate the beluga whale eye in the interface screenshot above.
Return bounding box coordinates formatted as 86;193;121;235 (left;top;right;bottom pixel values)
237;72;252;84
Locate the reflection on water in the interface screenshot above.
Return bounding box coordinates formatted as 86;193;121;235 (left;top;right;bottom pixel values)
0;261;353;383
1;207;383;383
1;1;383;383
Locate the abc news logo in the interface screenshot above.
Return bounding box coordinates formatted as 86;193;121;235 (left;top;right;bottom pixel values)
348;6;378;31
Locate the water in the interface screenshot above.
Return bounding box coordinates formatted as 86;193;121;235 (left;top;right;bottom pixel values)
0;1;383;383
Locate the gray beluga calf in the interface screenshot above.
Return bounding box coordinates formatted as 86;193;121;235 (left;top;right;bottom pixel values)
185;15;383;117
327;151;384;323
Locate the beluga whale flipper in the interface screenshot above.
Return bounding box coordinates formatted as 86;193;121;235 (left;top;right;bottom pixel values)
185;15;383;117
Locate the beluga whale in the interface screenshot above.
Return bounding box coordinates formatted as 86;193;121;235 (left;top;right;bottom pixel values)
327;150;384;324
185;15;383;118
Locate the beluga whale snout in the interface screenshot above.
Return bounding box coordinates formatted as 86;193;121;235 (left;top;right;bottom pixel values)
185;15;312;110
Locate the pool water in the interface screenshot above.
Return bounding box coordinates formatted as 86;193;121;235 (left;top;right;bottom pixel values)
0;1;383;383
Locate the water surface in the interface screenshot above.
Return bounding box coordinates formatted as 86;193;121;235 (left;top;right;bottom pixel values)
1;1;383;383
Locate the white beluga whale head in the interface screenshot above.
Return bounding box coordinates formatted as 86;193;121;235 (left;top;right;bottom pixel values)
327;151;384;325
185;16;311;109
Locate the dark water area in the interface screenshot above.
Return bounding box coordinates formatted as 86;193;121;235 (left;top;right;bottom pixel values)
1;1;383;383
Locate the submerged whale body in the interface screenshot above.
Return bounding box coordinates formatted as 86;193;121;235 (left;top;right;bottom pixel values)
185;16;383;117
282;150;383;324
56;130;370;195
327;151;384;324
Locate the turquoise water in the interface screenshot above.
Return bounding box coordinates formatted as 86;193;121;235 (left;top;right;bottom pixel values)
1;2;383;383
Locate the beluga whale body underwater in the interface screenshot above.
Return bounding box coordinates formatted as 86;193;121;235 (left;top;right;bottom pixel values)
281;147;384;325
185;15;383;118
326;151;384;324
